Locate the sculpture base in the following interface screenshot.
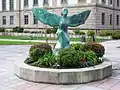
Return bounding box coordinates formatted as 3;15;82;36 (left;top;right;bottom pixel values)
14;58;112;84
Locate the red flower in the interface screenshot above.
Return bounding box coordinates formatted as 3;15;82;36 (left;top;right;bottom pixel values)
81;57;85;62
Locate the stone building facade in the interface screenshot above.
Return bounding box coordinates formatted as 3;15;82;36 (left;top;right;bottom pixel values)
0;0;120;30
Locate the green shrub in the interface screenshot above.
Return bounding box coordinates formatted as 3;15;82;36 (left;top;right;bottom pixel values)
70;43;81;50
87;42;105;57
87;30;95;37
30;43;52;53
57;48;81;68
98;30;120;39
29;43;52;61
112;31;120;39
74;30;80;35
84;51;101;65
23;30;30;33
26;43;104;69
24;57;35;64
70;43;89;51
79;31;85;35
57;48;100;68
46;29;52;34
32;53;57;68
71;43;105;58
74;30;85;35
30;48;43;61
51;27;57;34
30;31;39;33
98;30;112;36
29;48;101;68
13;27;24;33
0;28;5;32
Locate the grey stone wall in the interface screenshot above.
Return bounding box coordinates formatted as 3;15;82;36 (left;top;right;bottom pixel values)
0;11;20;28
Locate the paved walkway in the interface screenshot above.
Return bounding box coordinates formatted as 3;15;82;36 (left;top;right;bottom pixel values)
0;40;120;90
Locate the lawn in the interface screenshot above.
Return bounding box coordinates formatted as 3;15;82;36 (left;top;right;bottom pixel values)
70;38;108;42
0;41;43;45
0;35;108;42
0;35;56;40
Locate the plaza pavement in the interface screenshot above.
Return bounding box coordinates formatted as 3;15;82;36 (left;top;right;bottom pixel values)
0;40;120;90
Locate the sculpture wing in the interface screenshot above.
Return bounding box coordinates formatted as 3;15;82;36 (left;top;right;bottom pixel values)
68;10;91;27
32;8;61;27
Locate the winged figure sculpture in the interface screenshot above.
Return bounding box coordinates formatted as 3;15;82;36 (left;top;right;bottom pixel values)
32;8;91;55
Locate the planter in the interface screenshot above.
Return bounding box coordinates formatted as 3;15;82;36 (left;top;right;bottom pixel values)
14;58;112;84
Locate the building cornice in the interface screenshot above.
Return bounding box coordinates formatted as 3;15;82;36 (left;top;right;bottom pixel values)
1;4;120;13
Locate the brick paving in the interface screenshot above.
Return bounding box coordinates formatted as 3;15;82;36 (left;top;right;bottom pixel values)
0;40;120;90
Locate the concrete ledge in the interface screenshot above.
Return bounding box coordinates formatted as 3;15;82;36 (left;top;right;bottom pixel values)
14;58;112;84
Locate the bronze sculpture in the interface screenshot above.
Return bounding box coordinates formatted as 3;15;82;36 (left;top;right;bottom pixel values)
32;8;91;54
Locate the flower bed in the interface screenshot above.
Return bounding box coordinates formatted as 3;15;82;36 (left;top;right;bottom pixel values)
25;43;105;69
14;43;112;84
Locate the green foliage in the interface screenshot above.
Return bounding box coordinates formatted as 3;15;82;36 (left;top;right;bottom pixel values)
29;43;52;61
29;43;52;53
71;43;105;58
79;31;85;35
23;30;30;33
74;30;85;35
112;31;120;39
87;30;95;37
13;27;24;33
70;43;89;51
87;42;105;57
30;31;40;34
57;48;100;68
57;48;81;68
30;48;43;61
24;57;35;64
51;27;57;34
45;27;57;34
26;43;104;69
70;43;81;50
97;30;120;39
84;51;100;65
98;30;112;36
34;53;57;68
0;28;5;32
46;29;52;34
74;30;80;35
98;30;120;40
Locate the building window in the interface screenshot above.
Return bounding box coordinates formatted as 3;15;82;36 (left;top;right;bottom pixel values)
43;0;49;5
117;0;119;7
101;13;105;25
10;16;14;25
2;16;6;25
110;14;112;25
24;15;29;24
110;0;112;5
33;0;38;6
33;16;38;24
102;0;106;4
61;0;68;4
116;15;119;25
2;0;6;11
24;0;28;7
10;0;14;11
